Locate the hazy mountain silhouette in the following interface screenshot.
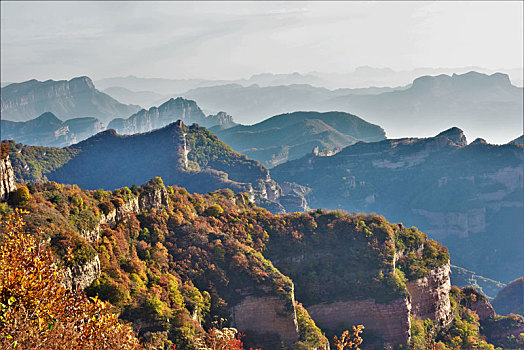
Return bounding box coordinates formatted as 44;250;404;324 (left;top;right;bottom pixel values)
211;111;385;167
1;112;104;147
106;97;235;135
1;76;140;123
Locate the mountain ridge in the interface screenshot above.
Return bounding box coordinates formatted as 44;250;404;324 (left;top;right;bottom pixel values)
211;111;386;167
272;127;524;283
1;76;140;123
1;112;105;147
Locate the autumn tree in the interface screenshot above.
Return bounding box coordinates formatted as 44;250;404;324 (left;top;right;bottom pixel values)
0;210;141;349
333;325;364;350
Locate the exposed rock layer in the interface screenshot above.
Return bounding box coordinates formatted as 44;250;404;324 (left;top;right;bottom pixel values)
0;155;16;201
63;255;101;291
230;295;299;348
406;264;453;326
308;297;411;346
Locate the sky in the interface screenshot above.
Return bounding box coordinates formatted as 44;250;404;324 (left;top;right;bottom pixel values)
1;1;523;82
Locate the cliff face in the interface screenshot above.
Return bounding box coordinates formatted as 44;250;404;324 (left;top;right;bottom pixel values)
230;294;299;348
0;155;16;201
63;255;101;291
470;297;496;320
406;264;453;326
80;185;169;242
303;264;452;346
73;183;169;290
308;297;412;346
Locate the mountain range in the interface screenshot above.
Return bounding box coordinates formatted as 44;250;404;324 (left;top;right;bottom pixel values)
2;150;522;349
107;97;235;135
1;112;104;147
1;96;236;148
327;71;524;143
1;76;140;123
6;121;303;213
180;72;523;143
93;66;523;94
102;86;167;108
211;111;386;167
271;127;524;284
3;71;522;146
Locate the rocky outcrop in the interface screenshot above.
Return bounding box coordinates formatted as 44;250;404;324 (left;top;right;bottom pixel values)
279;182;310;212
63;255;101;290
80;185;168;242
204;111;236;129
139;185;169;211
406;264;453;326
0;155;16;201
308;297;412;346
470;297;496;320
230;295;299;348
301;264;452;346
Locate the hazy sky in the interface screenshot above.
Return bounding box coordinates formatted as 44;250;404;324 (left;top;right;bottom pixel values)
1;1;523;82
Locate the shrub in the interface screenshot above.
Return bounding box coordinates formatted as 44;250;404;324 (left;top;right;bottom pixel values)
8;185;31;207
204;204;224;217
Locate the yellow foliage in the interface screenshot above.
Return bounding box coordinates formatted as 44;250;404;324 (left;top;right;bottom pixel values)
333;325;364;350
0;209;141;349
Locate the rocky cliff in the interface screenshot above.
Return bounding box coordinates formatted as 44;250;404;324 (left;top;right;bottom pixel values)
0;153;16;202
308;297;412;346
63;255;101;291
205;111;236;129
230;294;299;348
80;183;169;242
304;263;453;346
406;264;453;326
68;181;169;291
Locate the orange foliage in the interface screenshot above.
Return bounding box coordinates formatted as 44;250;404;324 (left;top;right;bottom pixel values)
0;210;141;349
333;325;365;350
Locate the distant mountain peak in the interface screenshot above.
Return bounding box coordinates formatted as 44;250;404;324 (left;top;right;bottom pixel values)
470;138;488;145
435;127;467;146
35;111;62;123
412;71;513;91
508;135;524;145
1;76;140;123
69;76;96;90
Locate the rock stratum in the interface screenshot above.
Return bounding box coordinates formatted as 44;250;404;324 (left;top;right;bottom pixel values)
0;146;16;201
